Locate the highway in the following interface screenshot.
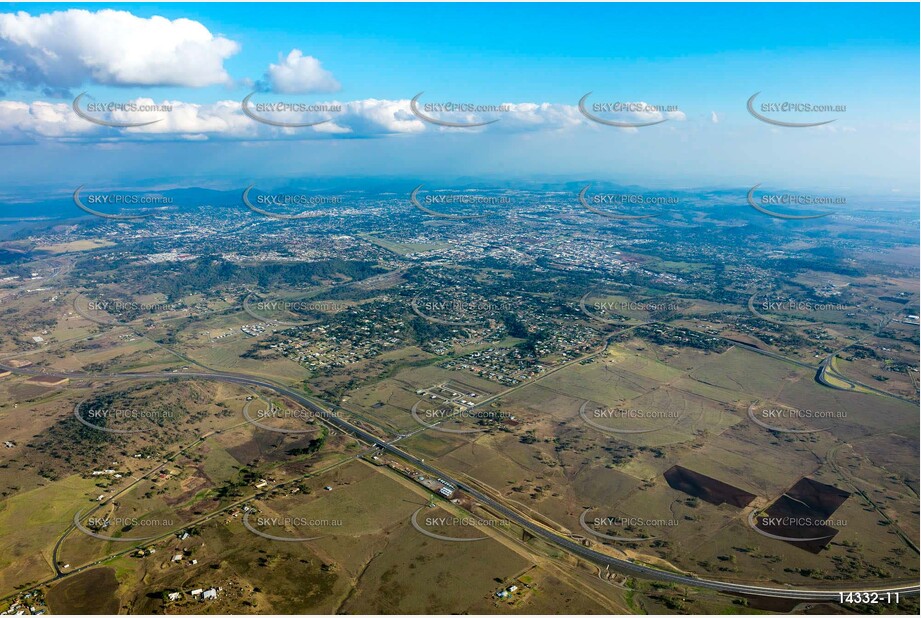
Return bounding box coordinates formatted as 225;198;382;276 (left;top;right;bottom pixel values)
813;315;918;404
3;362;918;601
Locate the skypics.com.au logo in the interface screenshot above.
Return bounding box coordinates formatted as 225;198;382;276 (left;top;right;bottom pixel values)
579;401;682;435
747;92;845;128
72;92;171;128
410;185;510;219
76;294;179;326
242;400;340;434
578;93;680;128
579;508;678;542
410;92;511;128
747;402;845;434
578;289;676;325
242;185;343;219
410;401;507;434
73;186;170;219
73;401;176;435
74;510;175;542
243;511;343;542
746;184;842;220
578;186;671;220
411;295;514;327
747;510;845;543
243;293;346;327
410;507;510;542
747;290;852;327
241;93;342;128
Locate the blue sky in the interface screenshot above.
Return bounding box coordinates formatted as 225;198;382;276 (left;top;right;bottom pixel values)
0;2;918;195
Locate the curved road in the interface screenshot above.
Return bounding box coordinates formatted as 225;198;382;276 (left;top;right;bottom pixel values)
2;363;918;601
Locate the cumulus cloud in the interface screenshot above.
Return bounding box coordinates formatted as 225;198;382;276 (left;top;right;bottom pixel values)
0;96;635;142
404;100;585;133
329;98;424;134
711;111;719;123
0;9;239;91
616;103;685;124
257;50;340;94
0;100;97;139
471;102;582;131
0;96;422;141
119;99;256;137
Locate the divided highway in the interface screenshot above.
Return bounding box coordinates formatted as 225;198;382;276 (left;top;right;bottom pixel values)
3;363;918;602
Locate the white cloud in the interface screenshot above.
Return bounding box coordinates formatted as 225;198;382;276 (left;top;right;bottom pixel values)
711;111;719;123
330;98;424;134
0;96;659;141
0;96;424;141
0;9;239;90
260;50;339;94
405;101;585;133
623;103;685;124
0;100;96;139
120;99;256;136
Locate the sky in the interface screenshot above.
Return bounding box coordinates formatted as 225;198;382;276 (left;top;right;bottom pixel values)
0;2;918;196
